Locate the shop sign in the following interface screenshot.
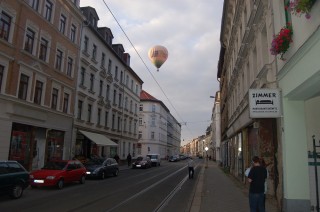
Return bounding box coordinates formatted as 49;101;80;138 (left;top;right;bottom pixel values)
249;89;282;118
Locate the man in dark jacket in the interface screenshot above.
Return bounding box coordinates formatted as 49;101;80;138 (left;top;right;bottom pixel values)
248;156;267;212
126;153;132;167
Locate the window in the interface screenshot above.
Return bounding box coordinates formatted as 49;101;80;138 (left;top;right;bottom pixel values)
124;96;128;109
87;104;92;122
129;120;132;133
138;131;142;139
115;66;118;80
84;36;88;53
92;44;97;60
80;67;85;85
108;59;112;73
139;118;142;125
99;80;103;96
135;103;137;114
152;104;156;112
0;65;4;93
31;0;39;11
70;24;76;42
131;79;133;90
0;11;12;41
126;75;129;86
106;84;110;101
123;118;127;132
63;93;69;113
151;132;155;139
139;104;143;111
112;114;115;129
59;14;66;34
34;80;43;104
51;88;58;109
39;38;48;61
120;71;123;83
151;117;155;126
130;100;133;112
24;28;35;54
55;49;63;71
117;117;121;131
101;53;105;68
77;100;83;119
135;84;139;94
105;111;108;127
118;93;122;107
67;57;73;77
90;73;94;91
97;108;101;125
44;0;53;22
18;74;29;100
113;90;116;104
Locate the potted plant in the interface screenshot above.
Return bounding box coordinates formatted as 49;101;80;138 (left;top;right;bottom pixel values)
270;23;293;60
286;0;317;19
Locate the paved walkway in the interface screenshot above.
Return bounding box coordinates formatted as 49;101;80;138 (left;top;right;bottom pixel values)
190;161;279;212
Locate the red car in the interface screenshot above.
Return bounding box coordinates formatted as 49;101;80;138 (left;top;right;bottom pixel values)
30;160;86;189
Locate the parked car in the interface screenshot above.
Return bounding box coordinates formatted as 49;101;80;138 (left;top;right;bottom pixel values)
146;154;161;166
169;155;179;162
0;160;29;199
30;160;86;189
85;158;119;179
132;156;152;169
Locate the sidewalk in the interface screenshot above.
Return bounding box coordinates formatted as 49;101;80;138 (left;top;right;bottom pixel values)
190;161;279;212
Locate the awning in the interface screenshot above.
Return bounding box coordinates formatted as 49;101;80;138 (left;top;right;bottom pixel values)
79;130;118;146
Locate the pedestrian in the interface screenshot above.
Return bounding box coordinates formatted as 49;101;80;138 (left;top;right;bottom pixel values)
248;156;268;212
127;153;132;167
187;157;195;179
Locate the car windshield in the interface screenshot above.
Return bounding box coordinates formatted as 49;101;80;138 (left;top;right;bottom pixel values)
43;161;67;170
147;155;157;159
136;157;144;161
86;158;103;165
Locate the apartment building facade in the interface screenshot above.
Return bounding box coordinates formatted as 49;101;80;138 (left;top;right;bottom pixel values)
138;90;181;158
218;0;320;211
0;0;83;170
73;6;143;161
218;0;280;207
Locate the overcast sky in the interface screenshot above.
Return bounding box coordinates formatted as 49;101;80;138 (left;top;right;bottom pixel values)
80;0;223;145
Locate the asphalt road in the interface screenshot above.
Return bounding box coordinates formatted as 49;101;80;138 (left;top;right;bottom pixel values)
0;159;201;212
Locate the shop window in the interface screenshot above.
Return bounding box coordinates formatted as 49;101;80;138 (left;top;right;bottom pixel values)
47;130;64;161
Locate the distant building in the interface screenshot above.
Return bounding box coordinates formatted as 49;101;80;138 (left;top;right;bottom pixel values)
138;90;181;158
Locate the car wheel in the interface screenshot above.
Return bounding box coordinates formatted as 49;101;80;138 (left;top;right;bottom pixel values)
57;179;64;189
100;171;105;180
80;175;85;184
113;169;119;177
10;184;23;199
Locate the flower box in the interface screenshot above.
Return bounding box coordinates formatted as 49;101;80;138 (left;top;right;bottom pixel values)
270;23;293;60
286;0;317;19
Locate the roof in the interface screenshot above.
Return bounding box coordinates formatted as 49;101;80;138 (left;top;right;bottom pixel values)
140;90;159;101
140;90;170;112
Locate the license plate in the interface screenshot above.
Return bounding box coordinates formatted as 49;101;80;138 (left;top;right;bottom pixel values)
136;165;141;167
34;180;44;183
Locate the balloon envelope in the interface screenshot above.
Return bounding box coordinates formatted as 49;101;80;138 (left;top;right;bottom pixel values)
148;45;168;71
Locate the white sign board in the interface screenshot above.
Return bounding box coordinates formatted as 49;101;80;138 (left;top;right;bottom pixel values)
249;89;282;118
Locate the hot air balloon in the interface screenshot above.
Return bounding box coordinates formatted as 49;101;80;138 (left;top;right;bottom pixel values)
148;45;168;71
